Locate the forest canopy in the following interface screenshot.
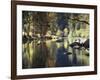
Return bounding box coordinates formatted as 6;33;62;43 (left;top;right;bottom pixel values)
22;11;89;40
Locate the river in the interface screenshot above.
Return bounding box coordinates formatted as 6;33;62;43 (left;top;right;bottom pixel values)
22;38;89;69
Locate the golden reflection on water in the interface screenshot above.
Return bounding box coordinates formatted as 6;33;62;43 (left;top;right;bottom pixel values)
22;38;89;69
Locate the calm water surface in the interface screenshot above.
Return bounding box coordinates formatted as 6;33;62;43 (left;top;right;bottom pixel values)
22;38;89;69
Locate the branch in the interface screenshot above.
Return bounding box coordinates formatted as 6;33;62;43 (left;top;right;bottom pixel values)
68;17;89;25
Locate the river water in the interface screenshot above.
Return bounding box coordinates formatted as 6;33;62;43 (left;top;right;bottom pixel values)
22;38;89;69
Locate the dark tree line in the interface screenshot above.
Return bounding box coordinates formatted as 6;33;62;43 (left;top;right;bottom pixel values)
22;11;89;38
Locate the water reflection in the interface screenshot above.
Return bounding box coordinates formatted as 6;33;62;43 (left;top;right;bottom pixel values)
22;38;89;69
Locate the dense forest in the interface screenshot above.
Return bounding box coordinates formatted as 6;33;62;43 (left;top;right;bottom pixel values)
22;11;89;43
